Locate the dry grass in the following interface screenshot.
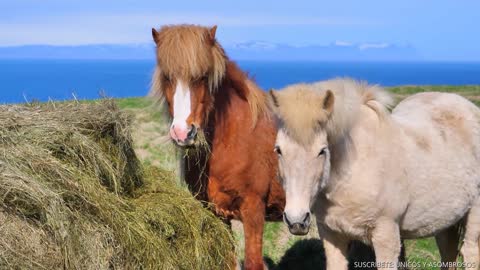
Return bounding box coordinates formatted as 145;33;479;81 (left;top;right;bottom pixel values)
0;100;235;270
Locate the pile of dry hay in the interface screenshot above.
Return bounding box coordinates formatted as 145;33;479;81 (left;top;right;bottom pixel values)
0;100;235;270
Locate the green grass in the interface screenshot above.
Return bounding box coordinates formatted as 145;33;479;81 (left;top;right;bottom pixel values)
405;239;441;270
118;97;165;122
119;86;480;269
388;85;480;107
116;96;155;109
388;85;480;95
263;222;284;261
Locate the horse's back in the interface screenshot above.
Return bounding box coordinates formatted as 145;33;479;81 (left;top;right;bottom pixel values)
391;92;480;237
393;92;480;156
394;91;479;117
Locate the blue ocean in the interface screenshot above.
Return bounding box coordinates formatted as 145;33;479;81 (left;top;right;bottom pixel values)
1;60;480;103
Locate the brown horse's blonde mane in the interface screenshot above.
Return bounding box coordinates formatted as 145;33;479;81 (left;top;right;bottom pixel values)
271;78;394;145
149;24;266;127
246;80;268;127
224;61;267;126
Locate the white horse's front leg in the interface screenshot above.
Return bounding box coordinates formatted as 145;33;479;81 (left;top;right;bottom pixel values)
318;225;349;270
323;237;349;270
371;217;401;270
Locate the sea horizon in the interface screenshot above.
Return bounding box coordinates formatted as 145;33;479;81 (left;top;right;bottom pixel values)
2;59;480;104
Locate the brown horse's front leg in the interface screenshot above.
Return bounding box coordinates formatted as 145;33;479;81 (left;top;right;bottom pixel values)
240;194;266;270
208;176;240;219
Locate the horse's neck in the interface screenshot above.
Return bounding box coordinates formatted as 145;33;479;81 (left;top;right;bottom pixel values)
208;64;259;138
325;136;351;189
325;104;391;191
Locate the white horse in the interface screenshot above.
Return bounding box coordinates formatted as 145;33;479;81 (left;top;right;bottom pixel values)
269;78;480;270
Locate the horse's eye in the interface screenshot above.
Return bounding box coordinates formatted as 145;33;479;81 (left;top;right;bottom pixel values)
163;74;170;82
195;75;208;83
274;146;282;156
318;148;327;157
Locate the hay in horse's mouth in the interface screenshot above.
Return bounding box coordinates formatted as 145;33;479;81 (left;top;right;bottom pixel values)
182;128;211;156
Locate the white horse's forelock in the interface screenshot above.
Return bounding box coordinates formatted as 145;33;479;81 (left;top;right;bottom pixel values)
272;78;394;146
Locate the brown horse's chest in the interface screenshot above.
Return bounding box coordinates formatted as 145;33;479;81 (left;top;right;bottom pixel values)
182;146;247;220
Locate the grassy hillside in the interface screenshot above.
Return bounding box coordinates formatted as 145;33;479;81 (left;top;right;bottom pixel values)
119;85;480;269
389;85;480;106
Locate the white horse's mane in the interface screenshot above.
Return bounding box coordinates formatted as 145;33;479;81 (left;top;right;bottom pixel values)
271;78;394;145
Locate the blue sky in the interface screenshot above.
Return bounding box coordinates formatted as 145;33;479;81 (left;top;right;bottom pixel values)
1;0;479;60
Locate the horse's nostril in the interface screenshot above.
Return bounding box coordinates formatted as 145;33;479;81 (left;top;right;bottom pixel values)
187;125;197;139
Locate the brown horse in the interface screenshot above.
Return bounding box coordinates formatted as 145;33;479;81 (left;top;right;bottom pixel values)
150;24;285;270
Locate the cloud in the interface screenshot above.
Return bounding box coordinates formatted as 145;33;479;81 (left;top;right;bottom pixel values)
334;40;353;47
359;42;390;50
0;13;378;45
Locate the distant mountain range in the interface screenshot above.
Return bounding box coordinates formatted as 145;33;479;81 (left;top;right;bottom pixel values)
227;41;420;61
0;41;421;61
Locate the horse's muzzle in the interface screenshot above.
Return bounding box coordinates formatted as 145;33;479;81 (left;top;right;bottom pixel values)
170;124;198;147
284;212;311;236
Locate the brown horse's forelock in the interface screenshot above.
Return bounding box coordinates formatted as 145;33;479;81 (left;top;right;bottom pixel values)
151;25;227;95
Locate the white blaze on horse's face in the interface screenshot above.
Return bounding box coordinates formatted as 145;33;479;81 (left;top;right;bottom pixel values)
276;130;330;236
169;79;196;146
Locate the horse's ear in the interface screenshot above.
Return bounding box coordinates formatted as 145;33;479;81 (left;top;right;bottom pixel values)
152;28;160;44
208;25;218;43
322;90;335;115
209;25;218;39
